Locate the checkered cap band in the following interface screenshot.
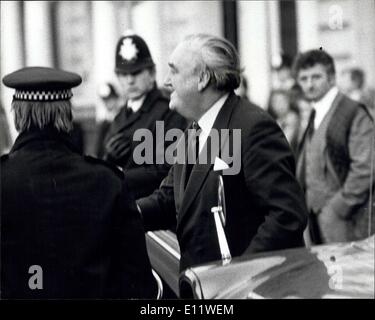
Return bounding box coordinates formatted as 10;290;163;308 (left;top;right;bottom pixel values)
14;89;73;101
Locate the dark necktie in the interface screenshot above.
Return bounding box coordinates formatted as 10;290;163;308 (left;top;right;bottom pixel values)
125;106;133;118
305;108;316;141
300;107;316;192
185;121;201;187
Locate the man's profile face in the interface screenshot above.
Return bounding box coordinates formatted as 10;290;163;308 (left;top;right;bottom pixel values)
164;42;200;120
297;63;335;102
117;68;155;100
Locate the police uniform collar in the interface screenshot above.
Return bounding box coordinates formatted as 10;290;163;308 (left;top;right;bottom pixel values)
10;127;80;154
137;86;163;114
113;86;164;131
127;95;146;113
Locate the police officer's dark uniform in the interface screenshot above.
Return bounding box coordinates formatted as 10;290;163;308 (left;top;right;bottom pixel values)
1;67;157;299
104;34;187;199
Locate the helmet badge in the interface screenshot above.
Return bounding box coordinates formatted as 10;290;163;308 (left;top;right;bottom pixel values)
119;38;139;61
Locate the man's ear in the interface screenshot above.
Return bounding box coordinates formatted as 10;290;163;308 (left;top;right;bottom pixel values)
198;71;210;92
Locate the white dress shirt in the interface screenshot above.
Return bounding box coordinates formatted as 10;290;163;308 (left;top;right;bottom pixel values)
197;93;229;153
313;86;339;129
128;95;146;113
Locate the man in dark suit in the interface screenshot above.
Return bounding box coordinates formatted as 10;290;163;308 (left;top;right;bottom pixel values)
138;34;308;272
1;67;157;299
294;49;374;245
104;33;187;199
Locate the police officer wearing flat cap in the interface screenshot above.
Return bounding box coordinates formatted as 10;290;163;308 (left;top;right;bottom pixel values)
104;33;187;199
1;67;157;299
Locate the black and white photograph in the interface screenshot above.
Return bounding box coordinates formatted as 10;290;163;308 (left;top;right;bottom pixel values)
0;0;374;308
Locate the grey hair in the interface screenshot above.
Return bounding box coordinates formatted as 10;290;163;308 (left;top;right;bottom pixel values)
184;34;242;91
12;99;73;133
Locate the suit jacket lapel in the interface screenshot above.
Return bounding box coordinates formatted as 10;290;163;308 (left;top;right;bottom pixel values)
327;92;344;125
173;128;190;213
123;106;142;128
178;93;238;218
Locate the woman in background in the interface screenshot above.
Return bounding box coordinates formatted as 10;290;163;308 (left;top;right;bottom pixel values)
267;89;300;152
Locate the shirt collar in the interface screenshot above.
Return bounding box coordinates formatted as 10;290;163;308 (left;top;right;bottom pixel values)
128;95;146;113
197;93;229;135
313;86;339;129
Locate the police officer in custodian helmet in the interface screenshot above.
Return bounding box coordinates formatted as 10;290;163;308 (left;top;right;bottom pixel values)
104;33;187;199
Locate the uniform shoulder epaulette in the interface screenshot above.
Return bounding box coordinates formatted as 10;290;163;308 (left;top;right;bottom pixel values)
84;155;124;179
0;154;9;162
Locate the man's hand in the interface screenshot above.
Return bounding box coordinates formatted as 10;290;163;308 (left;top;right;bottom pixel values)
105;133;131;161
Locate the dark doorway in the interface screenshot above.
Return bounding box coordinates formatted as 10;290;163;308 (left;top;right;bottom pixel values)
279;0;298;58
222;1;238;50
